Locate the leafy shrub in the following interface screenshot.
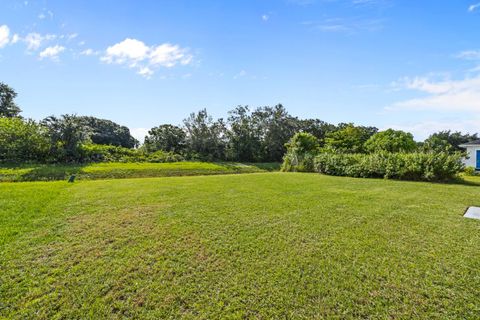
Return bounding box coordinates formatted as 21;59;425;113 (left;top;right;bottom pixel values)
146;150;184;163
464;166;478;176
281;132;319;172
364;129;417;153
79;144;184;163
0;117;49;163
313;152;464;181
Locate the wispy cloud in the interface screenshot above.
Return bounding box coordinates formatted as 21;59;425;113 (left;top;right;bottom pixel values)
303;18;384;33
23;32;57;51
388;75;480;113
468;2;480;12
80;48;99;56
101;38;193;78
233;70;247;79
456;50;480;60
262;14;270;21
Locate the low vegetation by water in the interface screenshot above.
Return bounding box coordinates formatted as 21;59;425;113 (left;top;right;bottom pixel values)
1;173;480;318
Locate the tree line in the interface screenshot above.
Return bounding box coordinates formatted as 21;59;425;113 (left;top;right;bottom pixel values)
0;82;478;164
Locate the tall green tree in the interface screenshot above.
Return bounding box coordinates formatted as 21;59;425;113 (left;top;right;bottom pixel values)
364;129;417;153
0;82;22;118
183;109;227;160
423;130;478;153
252;104;297;162
144;124;186;153
226;106;262;161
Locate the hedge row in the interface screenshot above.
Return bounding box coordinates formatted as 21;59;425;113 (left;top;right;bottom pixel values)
80;144;184;163
312;152;464;181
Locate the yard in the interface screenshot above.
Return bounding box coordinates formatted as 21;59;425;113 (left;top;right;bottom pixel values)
1;172;480;318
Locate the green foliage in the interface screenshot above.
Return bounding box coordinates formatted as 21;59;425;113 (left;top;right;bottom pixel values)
365;129;417;153
252;104;298;162
423;130;478;153
281;132;320;172
464;166;478;176
76;116;138;148
324;123;378;153
0;82;22;118
183;109;227;161
313;152;464;181
42;114;90;162
226;106;263;162
144;124;186;153
80;144;184;163
0;117;49;162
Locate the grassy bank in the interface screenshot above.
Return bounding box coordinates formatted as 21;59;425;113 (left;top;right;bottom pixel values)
1;173;480;318
0;161;280;182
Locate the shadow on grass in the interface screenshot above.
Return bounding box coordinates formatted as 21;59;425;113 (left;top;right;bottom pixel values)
0;163;88;182
450;176;480;187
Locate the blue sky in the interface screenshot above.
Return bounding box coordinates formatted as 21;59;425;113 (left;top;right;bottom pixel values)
1;0;480;141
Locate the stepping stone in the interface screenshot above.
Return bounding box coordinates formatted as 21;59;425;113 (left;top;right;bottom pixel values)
464;207;480;220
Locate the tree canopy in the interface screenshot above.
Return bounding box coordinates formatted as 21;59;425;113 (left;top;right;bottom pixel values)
365;129;417;153
0;82;22;118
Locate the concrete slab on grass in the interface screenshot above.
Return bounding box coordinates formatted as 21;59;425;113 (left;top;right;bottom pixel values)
464;207;480;220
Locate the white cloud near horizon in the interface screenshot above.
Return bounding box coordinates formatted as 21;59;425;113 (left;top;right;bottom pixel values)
39;45;65;60
101;38;193;78
388;75;480;112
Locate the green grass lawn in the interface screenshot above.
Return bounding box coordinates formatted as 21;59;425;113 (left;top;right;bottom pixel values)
0;161;280;182
1;173;480;318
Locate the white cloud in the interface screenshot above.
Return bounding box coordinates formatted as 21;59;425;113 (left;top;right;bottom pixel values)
388;75;480;113
0;25;10;48
468;2;480;12
23;32;56;51
262;14;269;21
101;38;193;77
39;45;65;60
38;13;46;19
11;34;20;44
129;127;149;143
102;38;150;64
138;67;153;78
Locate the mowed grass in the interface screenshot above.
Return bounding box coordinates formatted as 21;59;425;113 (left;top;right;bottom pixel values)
0;161;280;182
1;173;480;319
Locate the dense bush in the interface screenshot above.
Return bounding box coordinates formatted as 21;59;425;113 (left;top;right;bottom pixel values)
0;117;49;162
281;132;319;172
365;129;417;153
313;152;464;181
80;144;183;163
464;166;478;176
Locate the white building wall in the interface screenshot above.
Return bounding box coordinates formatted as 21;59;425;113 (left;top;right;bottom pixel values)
463;146;480;168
